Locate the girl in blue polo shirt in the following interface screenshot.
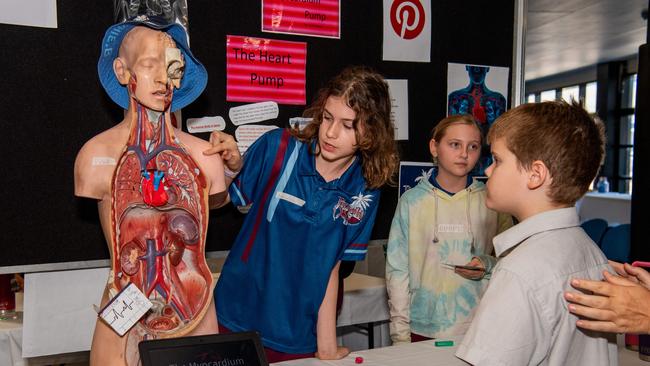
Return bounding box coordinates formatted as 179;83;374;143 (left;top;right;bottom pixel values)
204;66;399;362
386;115;511;344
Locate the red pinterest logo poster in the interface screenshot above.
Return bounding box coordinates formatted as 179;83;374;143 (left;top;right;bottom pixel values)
226;35;307;105
390;0;426;39
262;0;340;38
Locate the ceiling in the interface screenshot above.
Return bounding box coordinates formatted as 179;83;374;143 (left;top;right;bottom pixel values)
525;0;648;81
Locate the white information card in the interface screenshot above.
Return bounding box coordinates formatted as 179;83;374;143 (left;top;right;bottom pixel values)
99;283;152;336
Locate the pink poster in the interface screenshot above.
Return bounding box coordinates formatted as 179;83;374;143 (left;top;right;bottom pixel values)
226;35;307;105
262;0;340;39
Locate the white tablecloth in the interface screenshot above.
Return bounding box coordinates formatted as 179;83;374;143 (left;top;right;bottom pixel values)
274;334;646;366
273;337;466;366
337;273;391;351
0;314;24;366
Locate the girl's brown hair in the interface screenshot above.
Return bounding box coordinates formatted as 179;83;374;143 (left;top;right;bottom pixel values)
291;66;399;189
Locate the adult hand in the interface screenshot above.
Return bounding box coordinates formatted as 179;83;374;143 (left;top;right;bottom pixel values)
315;346;350;360
608;261;650;289
455;257;485;280
203;131;242;173
608;260;627;277
565;270;650;334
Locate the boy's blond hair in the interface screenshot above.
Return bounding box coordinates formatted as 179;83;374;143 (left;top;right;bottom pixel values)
487;101;605;205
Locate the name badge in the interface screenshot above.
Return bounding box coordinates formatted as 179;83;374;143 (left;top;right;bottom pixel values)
437;224;466;233
276;191;305;207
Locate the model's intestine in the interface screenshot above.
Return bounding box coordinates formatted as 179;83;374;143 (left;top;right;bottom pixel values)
110;107;211;339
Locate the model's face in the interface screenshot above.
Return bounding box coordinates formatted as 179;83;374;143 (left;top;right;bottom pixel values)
126;28;184;112
431;123;481;180
318;96;360;164
484;137;527;216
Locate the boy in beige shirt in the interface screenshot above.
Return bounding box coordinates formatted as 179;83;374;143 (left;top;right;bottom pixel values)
456;101;617;366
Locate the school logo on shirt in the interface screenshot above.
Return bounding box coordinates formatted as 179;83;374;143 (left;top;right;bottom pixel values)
333;193;373;226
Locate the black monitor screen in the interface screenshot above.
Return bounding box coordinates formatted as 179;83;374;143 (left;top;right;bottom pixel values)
140;333;267;366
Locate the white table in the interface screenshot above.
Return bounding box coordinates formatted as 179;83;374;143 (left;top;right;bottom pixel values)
274;335;646;366
273;337;466;366
576;192;631;225
4;274;647;365
0;313;24;366
337;273;391;350
337;273;389;327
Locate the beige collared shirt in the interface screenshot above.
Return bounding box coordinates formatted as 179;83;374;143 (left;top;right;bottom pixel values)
456;207;618;366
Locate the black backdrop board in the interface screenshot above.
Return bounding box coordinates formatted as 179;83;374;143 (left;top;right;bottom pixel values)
0;1;515;271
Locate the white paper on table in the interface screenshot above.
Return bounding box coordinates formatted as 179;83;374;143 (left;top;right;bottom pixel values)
22;268;109;357
386;79;409;140
0;0;57;28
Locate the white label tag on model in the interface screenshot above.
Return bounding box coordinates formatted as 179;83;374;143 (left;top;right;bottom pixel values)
187;116;226;133
91;157;117;166
98;282;152;336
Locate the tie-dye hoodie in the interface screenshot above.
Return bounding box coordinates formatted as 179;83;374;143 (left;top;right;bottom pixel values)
386;174;511;343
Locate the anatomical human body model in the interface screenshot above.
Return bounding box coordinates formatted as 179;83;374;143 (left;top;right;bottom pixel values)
74;17;225;366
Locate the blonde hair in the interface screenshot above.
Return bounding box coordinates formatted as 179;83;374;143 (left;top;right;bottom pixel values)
488;101;605;205
431;114;483;143
292;66;399;188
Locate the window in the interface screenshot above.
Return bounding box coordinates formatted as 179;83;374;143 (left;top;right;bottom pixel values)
527;94;536;103
540;89;556;102
526;82;597;112
622;74;637;109
585;82;597;113
618;74;637;193
561;85;580;104
524;65;636;194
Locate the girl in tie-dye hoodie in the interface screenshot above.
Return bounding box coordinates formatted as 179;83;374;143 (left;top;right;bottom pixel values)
386;115;511;343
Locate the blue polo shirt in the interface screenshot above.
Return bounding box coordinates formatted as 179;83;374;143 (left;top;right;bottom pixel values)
215;128;378;354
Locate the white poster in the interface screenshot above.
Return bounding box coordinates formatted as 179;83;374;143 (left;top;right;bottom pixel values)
187;116;226;133
382;0;431;62
235;124;279;154
386;79;409;140
229;101;279;126
0;0;57;28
